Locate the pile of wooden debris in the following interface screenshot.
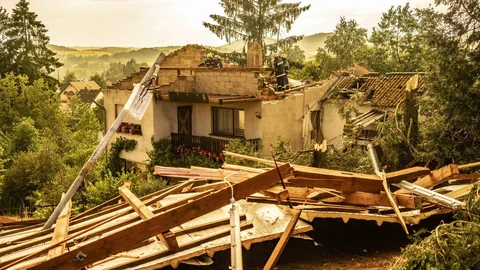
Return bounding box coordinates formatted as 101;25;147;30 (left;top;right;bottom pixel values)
0;151;478;270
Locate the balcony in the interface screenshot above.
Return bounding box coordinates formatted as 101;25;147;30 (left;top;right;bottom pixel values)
171;133;260;154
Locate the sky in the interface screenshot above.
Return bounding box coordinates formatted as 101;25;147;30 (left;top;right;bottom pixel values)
0;0;435;47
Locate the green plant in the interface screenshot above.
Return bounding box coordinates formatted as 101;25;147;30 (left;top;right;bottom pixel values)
106;137;137;176
392;185;480;270
224;139;264;167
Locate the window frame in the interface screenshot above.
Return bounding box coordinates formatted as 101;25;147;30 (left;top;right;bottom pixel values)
211;107;245;138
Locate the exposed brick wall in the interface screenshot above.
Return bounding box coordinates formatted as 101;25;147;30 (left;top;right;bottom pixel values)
195;70;263;96
157;44;207;85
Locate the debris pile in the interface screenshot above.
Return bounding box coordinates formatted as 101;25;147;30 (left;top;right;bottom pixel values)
0;151;478;269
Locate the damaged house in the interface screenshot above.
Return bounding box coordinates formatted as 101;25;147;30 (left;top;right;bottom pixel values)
103;44;332;170
318;72;425;148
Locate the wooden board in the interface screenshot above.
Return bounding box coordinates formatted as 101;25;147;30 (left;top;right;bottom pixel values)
47;198;71;259
30;165;292;270
263;209;302;270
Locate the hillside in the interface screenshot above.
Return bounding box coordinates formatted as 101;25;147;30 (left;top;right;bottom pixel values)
50;33;330;80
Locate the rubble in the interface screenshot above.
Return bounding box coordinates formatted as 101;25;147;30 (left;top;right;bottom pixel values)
0;151;478;269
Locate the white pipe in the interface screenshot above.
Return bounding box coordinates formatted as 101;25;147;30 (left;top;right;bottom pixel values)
229;200;243;270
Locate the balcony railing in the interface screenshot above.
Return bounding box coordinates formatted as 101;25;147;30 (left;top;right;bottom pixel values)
171;133;260;154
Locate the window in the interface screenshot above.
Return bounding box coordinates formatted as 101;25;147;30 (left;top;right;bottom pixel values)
358;129;378;140
212;107;245;137
115;104;124;118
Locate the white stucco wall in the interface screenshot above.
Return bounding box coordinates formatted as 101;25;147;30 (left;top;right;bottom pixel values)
104;89;155;167
152;101;262;141
260;83;330;155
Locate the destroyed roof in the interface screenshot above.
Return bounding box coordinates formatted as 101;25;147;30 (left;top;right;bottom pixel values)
324;72;426;107
360;72;426;107
68;80;101;92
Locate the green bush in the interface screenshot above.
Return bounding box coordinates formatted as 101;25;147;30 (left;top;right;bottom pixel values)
392;185;480;270
224;139;264;168
147;137;223;171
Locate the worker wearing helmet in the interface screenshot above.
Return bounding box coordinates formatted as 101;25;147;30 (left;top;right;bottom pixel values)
282;54;289;89
198;53;215;67
272;52;285;91
214;55;223;67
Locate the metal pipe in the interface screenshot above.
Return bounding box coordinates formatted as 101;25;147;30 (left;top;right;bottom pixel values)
367;144;465;210
393;181;465;209
42;54;166;230
229;200;243;270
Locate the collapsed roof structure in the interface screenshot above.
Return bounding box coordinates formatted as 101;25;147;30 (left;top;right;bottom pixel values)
0;150;478;269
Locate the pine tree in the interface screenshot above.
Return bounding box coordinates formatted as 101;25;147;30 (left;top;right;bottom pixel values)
203;0;310;52
2;0;62;83
0;7;9;71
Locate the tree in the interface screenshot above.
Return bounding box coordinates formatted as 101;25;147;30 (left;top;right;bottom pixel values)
1;0;62;83
324;17;368;69
0;74;60;133
369;3;425;73
203;0;310;53
415;0;480;165
11;117;39;154
89;73;106;88
0;7;9;67
105;62;125;84
123;59;142;78
280;45;305;64
60;71;77;90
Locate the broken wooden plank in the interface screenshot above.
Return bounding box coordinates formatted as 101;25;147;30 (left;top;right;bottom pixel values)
396;164;459;193
261;186;290;202
382;176;409;235
119;186;173;249
341;191;421;209
263;209;302;270
289;176;383;193
385;167;430;184
29;164;292;270
47;195;72;259
191;182;229;192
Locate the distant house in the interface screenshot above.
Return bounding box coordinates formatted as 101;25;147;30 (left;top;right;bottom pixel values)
60;80;102;108
318;72;425;148
103;44;331;170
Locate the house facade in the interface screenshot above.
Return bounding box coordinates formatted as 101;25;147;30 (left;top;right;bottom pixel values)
103;44;332;170
60;80;102;109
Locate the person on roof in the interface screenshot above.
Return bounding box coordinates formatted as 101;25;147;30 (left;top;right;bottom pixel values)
214;55;223;67
198;53;215;67
282;54;290;90
271;53;286;91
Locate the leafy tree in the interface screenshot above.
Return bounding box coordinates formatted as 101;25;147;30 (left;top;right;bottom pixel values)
415;0;480;165
203;0;310;53
124;59;142;78
60;71;77;90
1;0;62;83
280;45;305;64
105;62;125;84
0;74;60;133
11;117;39;154
369;3;425;73
0;140;64;210
324;17;368;69
89;73;107;88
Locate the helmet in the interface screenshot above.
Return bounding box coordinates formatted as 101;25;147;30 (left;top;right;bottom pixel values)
273;52;279;57
281;54;287;58
207;53;213;58
215;55;221;59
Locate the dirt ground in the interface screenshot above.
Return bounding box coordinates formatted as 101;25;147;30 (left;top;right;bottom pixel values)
0;216;16;224
171;214;452;270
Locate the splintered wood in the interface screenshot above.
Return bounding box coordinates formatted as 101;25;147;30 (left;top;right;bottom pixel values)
0;153;477;270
